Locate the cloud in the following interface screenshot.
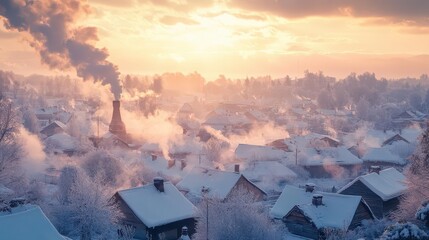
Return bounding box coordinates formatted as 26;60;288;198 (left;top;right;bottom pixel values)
159;15;199;25
140;0;214;12
229;0;429;26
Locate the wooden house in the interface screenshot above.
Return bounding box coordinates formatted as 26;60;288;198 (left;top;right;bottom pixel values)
272;185;374;239
361;148;406;168
298;147;363;178
176;167;266;202
319;136;341;148
382;134;410;146
392;110;427;128
338;167;407;219
266;139;291;152
113;178;197;240
40;121;66;137
271;185;374;239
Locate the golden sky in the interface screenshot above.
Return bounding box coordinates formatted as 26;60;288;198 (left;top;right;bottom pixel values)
1;0;429;80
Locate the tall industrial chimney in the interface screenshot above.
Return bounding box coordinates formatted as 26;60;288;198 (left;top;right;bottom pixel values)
109;100;126;139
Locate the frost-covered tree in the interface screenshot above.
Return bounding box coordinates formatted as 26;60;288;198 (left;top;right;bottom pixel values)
416;202;429;227
152;77;163;94
57;166;79;204
67;115;80;138
81;149;123;187
396;127;429;220
52;169;121;239
346;219;392;240
410;94;423;111
22;108;39;134
317;89;335;110
202;138;223;163
0;99;22;186
356;97;370;121
379;222;428;240
193;189;283;240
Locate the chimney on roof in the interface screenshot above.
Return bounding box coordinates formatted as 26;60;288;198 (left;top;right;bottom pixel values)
312;194;323;206
305;183;315;193
370;165;381;174
151;154;157;161
154;177;164;192
234;164;240;173
109;100;127;139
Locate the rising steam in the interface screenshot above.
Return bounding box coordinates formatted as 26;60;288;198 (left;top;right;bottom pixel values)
0;0;122;99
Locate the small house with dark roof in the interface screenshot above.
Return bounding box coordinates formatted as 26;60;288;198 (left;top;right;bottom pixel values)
113;178;197;240
319;136;341;148
361;148;406;168
266;139;291;152
40;121;66;137
382;134;410;146
271;185;374;239
298;147;363;178
338;167;407;219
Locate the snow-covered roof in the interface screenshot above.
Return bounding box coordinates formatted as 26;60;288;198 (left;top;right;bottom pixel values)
338;168;407;201
117;181;197;228
241;161;297;192
41;120;67;131
271;185;363;230
242;161;297;181
235;144;288;162
244;109;269;122
44;132;77;151
298;147;363;166
0;205;64;240
284;133;335;151
362;148;406;165
177;167;255;200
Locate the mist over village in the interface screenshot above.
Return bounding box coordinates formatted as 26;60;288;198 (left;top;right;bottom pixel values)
2;1;429;240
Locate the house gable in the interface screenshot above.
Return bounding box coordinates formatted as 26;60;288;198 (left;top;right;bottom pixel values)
283;206;319;239
349;200;375;229
339;179;384;219
382;134;410;146
225;175;266;202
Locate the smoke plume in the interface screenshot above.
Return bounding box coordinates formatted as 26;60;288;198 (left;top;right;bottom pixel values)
0;0;122;99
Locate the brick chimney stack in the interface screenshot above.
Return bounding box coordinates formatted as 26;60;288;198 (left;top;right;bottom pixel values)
154;177;165;192
312;194;323;206
369;165;381;174
305;183;316;193
109;100;126;139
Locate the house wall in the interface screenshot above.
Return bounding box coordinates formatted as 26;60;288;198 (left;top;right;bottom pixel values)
148;218;196;240
226;175;266;202
283;208;319;239
339;180;384;219
349;201;375;229
383;197;401;217
113;193;148;239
